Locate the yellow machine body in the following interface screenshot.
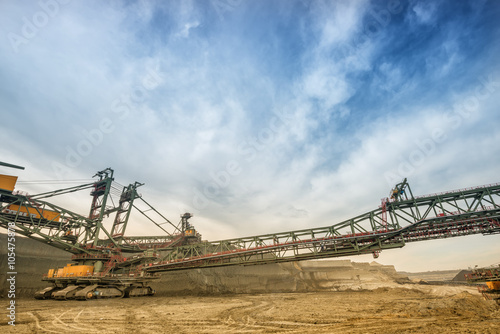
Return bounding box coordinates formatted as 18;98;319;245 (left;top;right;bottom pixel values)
49;264;94;278
486;281;500;291
0;174;17;192
5;204;60;222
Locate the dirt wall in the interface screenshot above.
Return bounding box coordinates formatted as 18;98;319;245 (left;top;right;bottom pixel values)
0;233;70;298
152;259;410;296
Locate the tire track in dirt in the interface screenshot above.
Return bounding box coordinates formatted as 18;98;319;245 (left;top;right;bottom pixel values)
26;312;58;333
145;297;226;333
26;309;91;333
217;297;323;332
7;289;500;334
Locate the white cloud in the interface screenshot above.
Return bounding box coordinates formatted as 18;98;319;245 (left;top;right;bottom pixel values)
175;21;200;38
411;1;438;25
302;66;353;110
314;0;368;48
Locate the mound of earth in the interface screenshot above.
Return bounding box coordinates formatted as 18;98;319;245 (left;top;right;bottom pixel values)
452;269;473;282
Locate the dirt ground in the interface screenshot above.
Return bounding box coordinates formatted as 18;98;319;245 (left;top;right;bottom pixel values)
1;285;499;334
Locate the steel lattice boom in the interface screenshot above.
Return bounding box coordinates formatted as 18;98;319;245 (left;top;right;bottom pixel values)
145;180;500;272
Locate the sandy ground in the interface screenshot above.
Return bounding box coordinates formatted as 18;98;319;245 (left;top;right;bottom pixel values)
1;285;499;334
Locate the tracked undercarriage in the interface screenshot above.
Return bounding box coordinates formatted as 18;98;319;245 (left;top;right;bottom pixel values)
34;275;158;300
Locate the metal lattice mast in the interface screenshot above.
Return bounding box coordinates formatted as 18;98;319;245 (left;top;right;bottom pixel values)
87;168;114;245
111;182;143;241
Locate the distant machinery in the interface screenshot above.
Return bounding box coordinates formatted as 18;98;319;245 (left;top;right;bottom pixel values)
1;167;499;300
465;264;500;304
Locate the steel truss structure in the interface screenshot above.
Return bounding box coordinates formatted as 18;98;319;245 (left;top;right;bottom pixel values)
0;168;188;255
146;180;500;272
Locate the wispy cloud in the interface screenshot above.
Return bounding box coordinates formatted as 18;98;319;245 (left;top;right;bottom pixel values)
411;0;438;25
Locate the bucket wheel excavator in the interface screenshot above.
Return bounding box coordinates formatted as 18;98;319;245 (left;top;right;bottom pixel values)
1;164;499;300
1;167;200;300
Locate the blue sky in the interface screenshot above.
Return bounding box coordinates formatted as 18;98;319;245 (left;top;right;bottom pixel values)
1;0;499;272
